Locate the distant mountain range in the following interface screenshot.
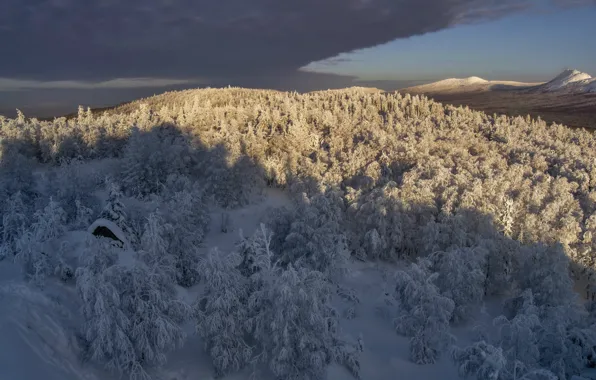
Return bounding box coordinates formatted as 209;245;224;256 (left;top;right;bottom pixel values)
403;69;596;95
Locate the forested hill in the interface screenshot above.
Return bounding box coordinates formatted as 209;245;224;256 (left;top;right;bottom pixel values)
2;87;596;379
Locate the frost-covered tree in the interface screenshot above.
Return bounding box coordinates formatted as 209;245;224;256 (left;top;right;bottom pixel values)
248;263;360;380
536;318;596;380
483;238;518;297
40;157;99;222
195;249;252;377
492;298;541;378
15;199;67;283
76;235;189;380
451;341;507;380
430;246;487;323
1;191;30;255
393;258;455;364
138;211;176;281
164;189;210;287
237;223;274;278
518;369;558;380
274;191;349;278
101;180;130;230
73;199;94;229
0;148;37;205
518;243;576;309
120;127;190;197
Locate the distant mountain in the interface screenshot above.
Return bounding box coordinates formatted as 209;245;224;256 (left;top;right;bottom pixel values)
402;76;540;94
530;69;596;94
403;69;596;96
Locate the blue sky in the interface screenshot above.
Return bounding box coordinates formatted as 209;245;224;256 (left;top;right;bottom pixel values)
304;6;596;83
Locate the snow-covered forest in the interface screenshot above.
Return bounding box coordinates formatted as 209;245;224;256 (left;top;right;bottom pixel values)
2;87;596;380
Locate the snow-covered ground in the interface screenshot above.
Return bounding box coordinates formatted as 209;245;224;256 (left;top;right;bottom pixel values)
0;189;467;380
0;187;568;380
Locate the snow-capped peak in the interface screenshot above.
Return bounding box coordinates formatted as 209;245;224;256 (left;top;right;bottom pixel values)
540;69;594;92
435;76;488;86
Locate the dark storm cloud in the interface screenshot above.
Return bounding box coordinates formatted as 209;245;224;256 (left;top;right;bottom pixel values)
0;0;587;81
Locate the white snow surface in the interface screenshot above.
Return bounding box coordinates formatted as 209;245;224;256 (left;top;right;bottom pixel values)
0;261;101;380
538;69;596;93
4;188;595;380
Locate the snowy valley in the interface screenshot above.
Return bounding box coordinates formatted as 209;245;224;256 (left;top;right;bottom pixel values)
2;88;596;380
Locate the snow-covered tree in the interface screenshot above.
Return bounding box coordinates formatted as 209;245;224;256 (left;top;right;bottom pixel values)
274;191;349;278
120;127;189;197
73;199;94;229
40;157;99;222
15;199;67;283
430;246;487;323
237;223;274;278
536;319;596;380
492;298;541;379
518;243;576;309
393;258;455;364
101;180;130;230
483;238;517;297
1;191;30;255
518;369;558;380
362;228;384;260
164;189;210;287
77;235;189;380
451;341;507;380
248;263;360;380
195;249;252;377
138;211;178;285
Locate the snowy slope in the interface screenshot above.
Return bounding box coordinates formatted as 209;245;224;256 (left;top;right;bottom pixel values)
3;186;595;380
535;69;596;94
0;261;104;380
